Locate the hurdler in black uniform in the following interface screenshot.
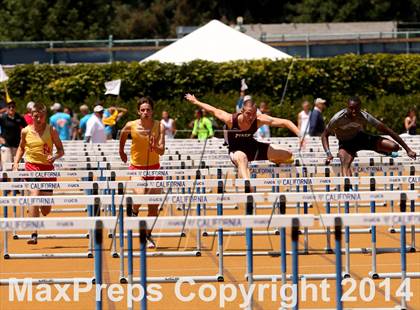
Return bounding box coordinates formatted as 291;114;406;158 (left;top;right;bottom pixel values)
226;113;270;162
185;93;300;180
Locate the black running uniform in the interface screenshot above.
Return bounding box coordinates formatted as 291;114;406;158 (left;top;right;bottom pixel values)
225;113;270;162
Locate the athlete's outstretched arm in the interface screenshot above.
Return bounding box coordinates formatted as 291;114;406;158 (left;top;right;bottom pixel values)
185;94;232;127
377;123;416;159
119;121;131;163
258;114;300;136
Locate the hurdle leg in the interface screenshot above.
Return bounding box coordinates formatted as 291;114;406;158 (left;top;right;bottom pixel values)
94;220;103;310
343;179;351;278
139;220;148;310
127;229;134;309
202;183;207;236
369;179;378;279
12;190;17;237
217;180;224;281
354;163;359;213
324;168;333;253
291;218;299;310
245;181;254;310
119;204;126;282
389;170;395;232
302;167;309;254
110;188;117;256
3;204;9;258
279;196;287;285
111;180;122;258
409;166;416;252
334;218;343;310
400;193;408;310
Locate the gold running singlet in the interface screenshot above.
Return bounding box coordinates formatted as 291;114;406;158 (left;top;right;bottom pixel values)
130;120;161;167
23;125;53;165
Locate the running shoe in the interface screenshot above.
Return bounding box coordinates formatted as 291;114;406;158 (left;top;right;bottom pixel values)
27;233;37;245
146;236;156;249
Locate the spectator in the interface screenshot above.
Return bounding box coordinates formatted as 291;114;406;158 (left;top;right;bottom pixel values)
103;106;127;139
85;105;107;143
308;98;327;137
0;101;27;170
404;108;416;135
191;109;213;140
49;103;71;141
24;101;35;126
0;92;7;114
255;101;271;139
298;100;311;137
64;107;79;140
78;104;91;139
161;110;176;139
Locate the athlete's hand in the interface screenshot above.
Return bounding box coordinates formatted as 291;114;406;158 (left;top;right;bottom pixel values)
407;149;416;160
185;93;198;105
47;155;56;164
149;135;157;153
12;162;19;171
119;150;127;163
299;137;306;150
325;154;334;165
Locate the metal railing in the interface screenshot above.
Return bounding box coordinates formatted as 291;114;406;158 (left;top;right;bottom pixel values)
0;31;419;63
261;30;420;42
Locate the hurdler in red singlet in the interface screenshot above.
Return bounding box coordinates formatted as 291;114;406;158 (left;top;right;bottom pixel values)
13;102;64;245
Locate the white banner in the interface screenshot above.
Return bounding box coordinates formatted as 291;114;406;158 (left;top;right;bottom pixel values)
0;64;8;82
104;79;121;95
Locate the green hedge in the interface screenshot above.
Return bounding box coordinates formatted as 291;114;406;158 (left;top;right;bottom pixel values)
4;54;420;136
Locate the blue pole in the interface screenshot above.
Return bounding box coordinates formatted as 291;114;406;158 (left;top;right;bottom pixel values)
119;203;125;280
291;218;299;310
344;178;350;278
325;168;332;253
303;167;308;254
370;178;378;278
245;181;254;309
409;166;415;251
139;220;148;310
94;220;103;310
399;193;407;309
334;217;343;310
217;179;224;279
279;195;287;285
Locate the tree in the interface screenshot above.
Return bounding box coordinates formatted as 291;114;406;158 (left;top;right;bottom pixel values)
0;0;114;41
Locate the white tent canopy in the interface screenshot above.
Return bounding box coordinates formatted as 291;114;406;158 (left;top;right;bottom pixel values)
142;20;291;63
